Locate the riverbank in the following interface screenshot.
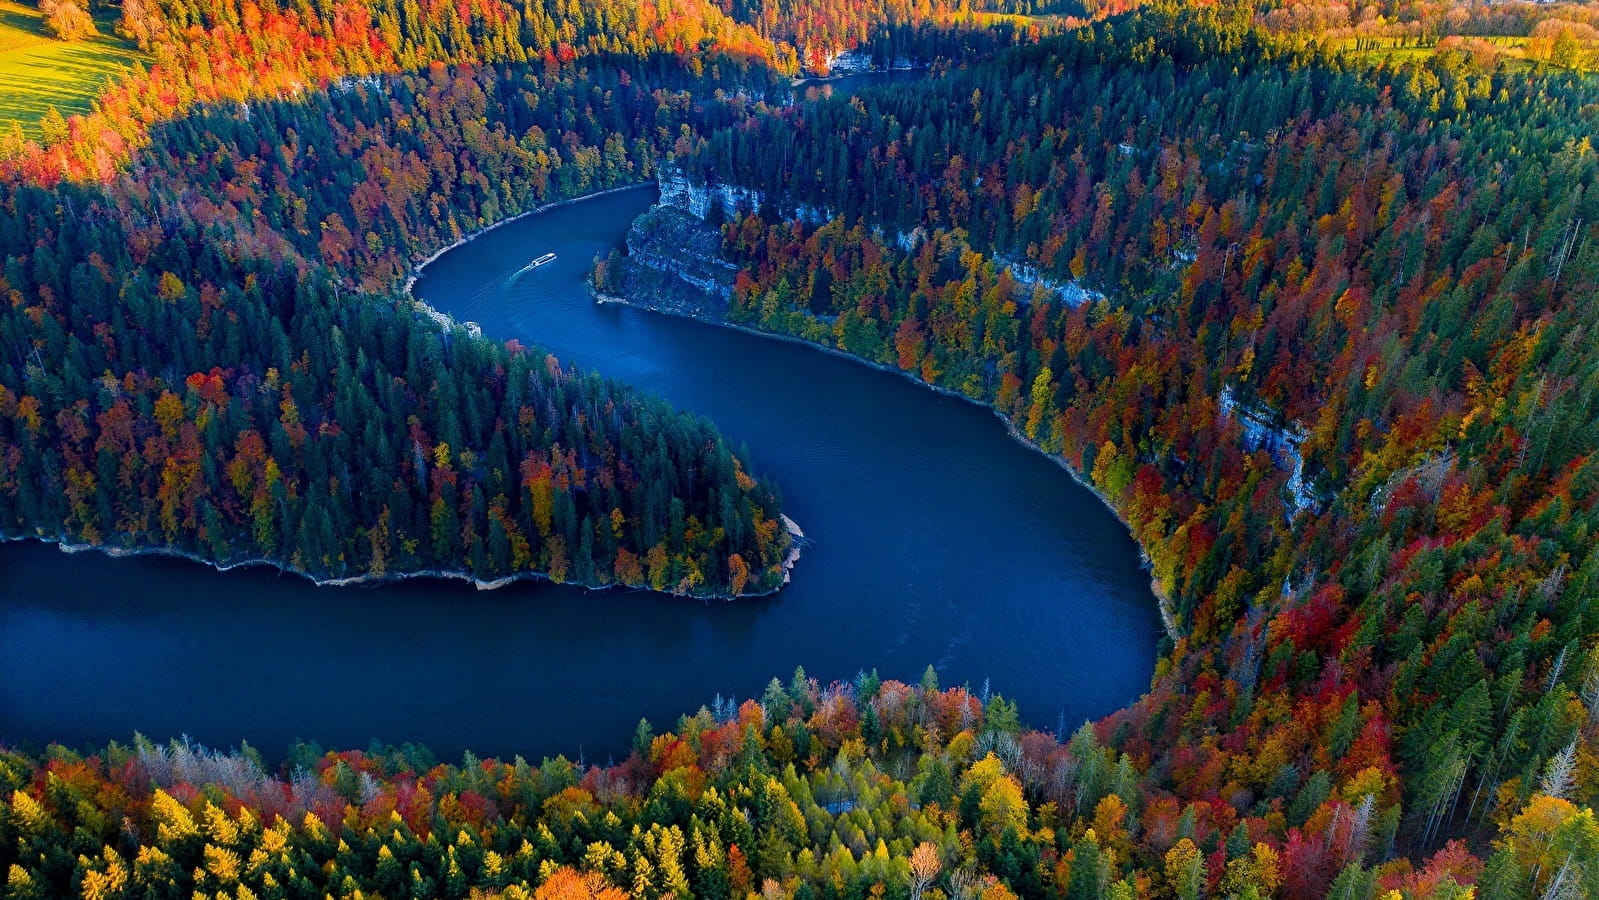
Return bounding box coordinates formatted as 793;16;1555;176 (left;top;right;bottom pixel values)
400;181;654;296
15;529;802;601
10;181;1158;760
791;63;928;87
595;282;1180;643
778;514;806;586
400;182;658;338
395;178;805;598
10;533;529;590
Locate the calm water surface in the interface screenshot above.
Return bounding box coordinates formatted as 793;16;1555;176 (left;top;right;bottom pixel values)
1;155;1160;766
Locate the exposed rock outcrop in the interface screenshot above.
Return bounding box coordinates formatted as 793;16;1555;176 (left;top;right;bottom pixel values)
596;205;737;318
658;166;765;221
1219;386;1318;516
995;254;1104;307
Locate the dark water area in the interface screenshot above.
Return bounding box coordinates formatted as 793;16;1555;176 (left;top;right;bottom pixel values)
791;70;925;103
0;79;1160;765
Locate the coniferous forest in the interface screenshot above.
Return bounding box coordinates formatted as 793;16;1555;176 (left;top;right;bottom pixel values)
5;0;1599;895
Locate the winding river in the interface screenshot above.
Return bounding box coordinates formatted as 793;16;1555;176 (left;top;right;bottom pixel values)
0;135;1160;766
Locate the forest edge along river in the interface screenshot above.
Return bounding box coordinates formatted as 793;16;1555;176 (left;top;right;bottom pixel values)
0;81;1160;764
0;182;1160;765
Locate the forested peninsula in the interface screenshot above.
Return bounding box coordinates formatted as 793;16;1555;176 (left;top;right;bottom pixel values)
5;0;1599;895
0;0;875;596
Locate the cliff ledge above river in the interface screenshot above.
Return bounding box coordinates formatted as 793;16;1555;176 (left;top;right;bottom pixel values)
595;205;737;318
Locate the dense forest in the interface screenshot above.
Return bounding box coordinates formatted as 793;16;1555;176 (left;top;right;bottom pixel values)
0;0;1017;182
607;2;1599;893
0;1;856;594
5;0;1599;894
5;670;1591;899
0;0;1041;594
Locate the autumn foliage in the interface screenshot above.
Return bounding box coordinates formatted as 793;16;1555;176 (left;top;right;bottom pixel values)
632;1;1599;890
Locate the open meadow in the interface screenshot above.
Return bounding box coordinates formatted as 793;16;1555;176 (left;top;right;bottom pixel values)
0;0;141;137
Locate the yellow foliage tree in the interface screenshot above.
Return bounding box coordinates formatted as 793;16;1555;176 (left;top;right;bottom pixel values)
1164;838;1206;900
151;789;199;845
41;0;97;40
963;754;1028;840
1495;794;1599;897
728;553;750;595
8;790;50;835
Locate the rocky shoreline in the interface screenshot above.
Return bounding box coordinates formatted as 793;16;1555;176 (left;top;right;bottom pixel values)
16;512;805;600
597;205;737;316
791;51;927;86
15;533;534;591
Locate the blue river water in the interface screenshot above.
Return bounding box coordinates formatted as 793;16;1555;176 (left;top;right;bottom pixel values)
0;81;1159;763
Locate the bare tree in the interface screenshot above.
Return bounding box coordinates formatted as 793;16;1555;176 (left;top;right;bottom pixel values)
947;867;980;900
1540;741;1579;800
1546;644;1571;692
1540;855;1580;900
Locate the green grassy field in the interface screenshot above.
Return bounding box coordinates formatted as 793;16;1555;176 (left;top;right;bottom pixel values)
0;0;144;138
1327;34;1593;72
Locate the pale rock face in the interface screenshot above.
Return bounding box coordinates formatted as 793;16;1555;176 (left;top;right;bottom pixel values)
654;164;1105;318
1219;386;1317;516
825;49;874;75
895;226;926;252
801;48;921;80
996;255;1104;308
658;165;764;220
796;203;832;226
413;300;481;337
330;74;384;94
